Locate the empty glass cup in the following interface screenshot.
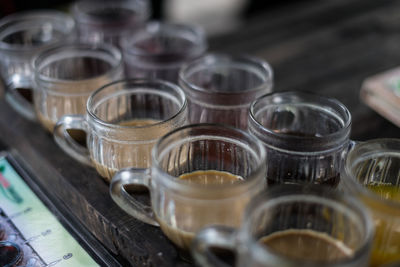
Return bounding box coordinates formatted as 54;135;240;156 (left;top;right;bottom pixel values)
248;91;352;186
72;0;149;47
122;21;207;82
192;185;374;267
33;43;123;133
342;138;400;267
0;10;76;120
179;53;273;129
54;79;187;182
110;124;266;250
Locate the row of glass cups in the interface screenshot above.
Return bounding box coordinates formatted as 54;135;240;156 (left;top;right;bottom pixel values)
99;88;398;266
0;8;207;122
0;6;399;267
50;76;398;266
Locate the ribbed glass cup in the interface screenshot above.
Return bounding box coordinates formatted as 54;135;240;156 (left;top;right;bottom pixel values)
192;185;374;267
110;124;267;250
0;10;76;120
54;79;187;182
122;21;207;82
33;43;123;132
179;53;273;129
342;139;400;267
72;0;149;47
249;91;351;186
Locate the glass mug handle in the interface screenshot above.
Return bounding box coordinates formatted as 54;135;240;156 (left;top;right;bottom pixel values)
191;226;236;267
5;85;36;121
342;140;361;161
53;115;92;166
110;168;159;226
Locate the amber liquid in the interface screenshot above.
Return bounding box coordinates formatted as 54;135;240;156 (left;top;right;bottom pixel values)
259;229;354;262
367;183;400;202
157;170;243;250
92;118;160;181
365;182;400;266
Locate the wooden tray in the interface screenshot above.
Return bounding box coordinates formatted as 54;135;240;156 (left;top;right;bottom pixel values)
0;98;191;266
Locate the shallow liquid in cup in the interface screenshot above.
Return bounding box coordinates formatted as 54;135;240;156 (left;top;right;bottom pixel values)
92;118;161;181
157;170;244;250
259;229;354;262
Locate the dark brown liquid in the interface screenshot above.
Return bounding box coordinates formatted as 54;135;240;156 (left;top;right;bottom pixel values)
133;37;196;63
15;88;33;103
67;129;87;147
267;174;340;187
259;229;353;262
88;7;137;23
265;129;341;187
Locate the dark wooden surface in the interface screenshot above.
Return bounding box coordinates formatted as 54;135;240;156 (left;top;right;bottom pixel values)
211;0;400;141
0;0;399;266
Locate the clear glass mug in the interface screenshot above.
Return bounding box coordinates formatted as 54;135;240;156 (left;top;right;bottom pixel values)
0;10;76;120
192;185;374;267
248;91;352;186
342;139;400;267
110;124;267;250
54;79;187;182
179;53;273;129
72;0;150;47
122;21;207;82
32;43;123;133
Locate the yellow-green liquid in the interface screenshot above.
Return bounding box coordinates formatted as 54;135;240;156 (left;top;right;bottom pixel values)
367;183;400;202
366;183;400;266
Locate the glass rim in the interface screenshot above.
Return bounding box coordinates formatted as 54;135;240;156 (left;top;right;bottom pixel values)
241;185;374;266
249;91;352;151
72;0;150;25
0;10;75;52
344;138;400;209
87;78;187;130
151;123;266;193
179;53;274;96
33;43;122;86
122;21;207;62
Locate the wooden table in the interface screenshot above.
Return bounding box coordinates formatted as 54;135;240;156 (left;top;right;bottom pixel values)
0;0;399;266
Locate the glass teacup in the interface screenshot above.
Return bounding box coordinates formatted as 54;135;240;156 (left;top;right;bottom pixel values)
54;79;187;182
110;124;267;250
249;91;352;186
0;11;76;120
342;138;400;266
192;185;374;267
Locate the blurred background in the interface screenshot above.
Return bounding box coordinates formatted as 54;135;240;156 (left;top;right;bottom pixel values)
0;0;308;36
